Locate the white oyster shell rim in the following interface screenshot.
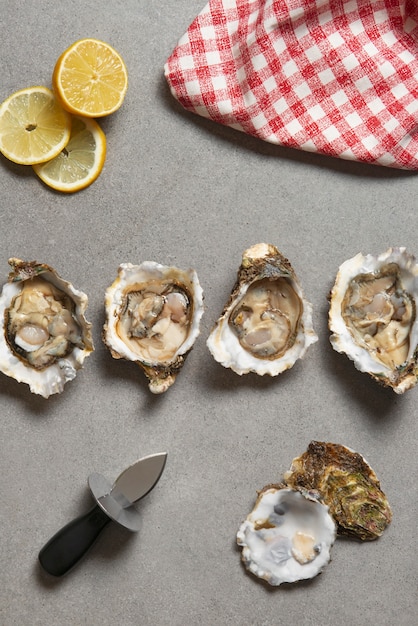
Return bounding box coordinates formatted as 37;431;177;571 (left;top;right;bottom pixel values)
237;487;336;586
103;261;204;366
329;247;418;382
0;271;93;398
207;274;318;376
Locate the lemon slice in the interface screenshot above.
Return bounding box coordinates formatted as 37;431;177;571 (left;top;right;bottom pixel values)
33;116;106;193
53;38;128;117
0;86;71;165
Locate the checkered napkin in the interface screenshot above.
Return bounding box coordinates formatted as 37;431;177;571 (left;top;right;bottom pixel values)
164;0;418;169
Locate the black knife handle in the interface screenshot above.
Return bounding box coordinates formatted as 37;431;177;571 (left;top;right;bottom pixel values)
38;504;111;576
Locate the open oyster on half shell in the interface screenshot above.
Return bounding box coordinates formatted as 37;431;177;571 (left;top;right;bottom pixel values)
0;258;93;398
237;485;336;586
329;248;418;393
207;244;317;376
284;441;392;541
103;262;204;394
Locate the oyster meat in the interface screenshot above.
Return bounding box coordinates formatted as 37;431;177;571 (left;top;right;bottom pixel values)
237;485;336;586
103;261;204;393
207;243;317;375
0;258;93;397
284;441;392;541
329;247;418;393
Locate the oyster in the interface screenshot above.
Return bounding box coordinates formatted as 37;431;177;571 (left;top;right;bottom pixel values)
237;485;336;586
103;262;204;393
0;258;93;398
329;247;418;393
207;243;317;375
284;441;392;541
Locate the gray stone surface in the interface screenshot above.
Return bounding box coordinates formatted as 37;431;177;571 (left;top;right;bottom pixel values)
0;2;417;625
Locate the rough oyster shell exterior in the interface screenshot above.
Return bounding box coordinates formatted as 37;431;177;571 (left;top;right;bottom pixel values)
207;243;317;375
0;258;93;398
103;261;204;393
237;485;336;586
284;441;392;541
329;247;418;393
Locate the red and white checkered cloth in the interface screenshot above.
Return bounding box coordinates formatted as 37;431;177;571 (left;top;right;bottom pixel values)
164;0;418;169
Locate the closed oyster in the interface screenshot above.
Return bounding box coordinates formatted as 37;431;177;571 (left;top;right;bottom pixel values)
207;243;317;375
0;258;93;398
329;248;418;393
237;485;336;586
103;262;204;393
284;441;392;541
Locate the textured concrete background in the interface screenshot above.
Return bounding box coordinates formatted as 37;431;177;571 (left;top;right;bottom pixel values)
0;1;417;625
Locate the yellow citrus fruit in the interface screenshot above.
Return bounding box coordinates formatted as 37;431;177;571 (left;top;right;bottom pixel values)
0;86;71;165
52;38;128;117
33;115;106;193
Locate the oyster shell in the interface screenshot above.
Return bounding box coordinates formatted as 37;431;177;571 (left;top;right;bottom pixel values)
0;258;93;398
237;485;336;586
207;243;317;375
329;247;418;393
284;441;392;541
103;262;204;393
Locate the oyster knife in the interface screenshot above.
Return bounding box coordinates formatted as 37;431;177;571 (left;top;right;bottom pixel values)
38;452;167;577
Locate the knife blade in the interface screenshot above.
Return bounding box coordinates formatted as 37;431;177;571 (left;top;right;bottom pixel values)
38;452;167;577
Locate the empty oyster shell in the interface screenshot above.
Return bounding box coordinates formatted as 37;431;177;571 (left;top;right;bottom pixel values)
207;243;317;375
103;262;204;393
0;258;93;398
237;485;336;586
329;247;418;393
284;441;392;541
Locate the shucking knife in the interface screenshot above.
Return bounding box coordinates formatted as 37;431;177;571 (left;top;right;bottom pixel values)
38;452;167;577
